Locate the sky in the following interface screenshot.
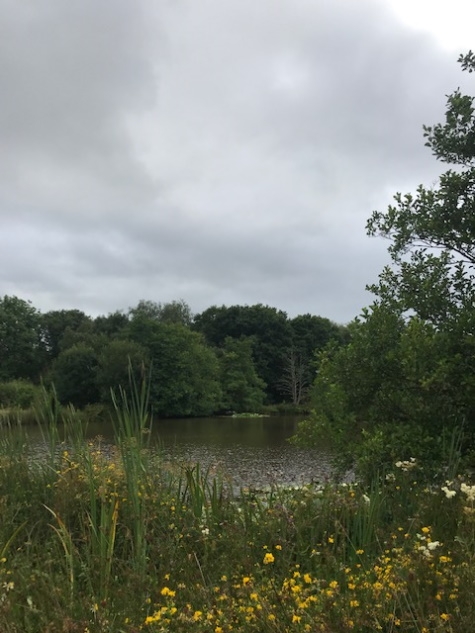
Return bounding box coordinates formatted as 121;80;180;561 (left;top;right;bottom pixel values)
1;0;474;324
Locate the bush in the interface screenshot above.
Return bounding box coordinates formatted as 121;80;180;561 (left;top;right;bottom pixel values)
0;379;42;409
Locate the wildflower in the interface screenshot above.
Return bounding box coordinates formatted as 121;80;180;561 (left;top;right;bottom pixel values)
292;615;301;623
350;600;360;608
461;483;475;502
362;494;370;505
395;458;416;471
441;486;456;499
193;611;203;621
421;526;430;534
160;587;176;597
440;613;450;622
263;552;275;564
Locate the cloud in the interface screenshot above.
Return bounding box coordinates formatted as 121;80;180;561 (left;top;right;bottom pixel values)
0;0;467;322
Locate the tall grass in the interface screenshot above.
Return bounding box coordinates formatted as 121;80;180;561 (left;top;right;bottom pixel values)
0;388;475;631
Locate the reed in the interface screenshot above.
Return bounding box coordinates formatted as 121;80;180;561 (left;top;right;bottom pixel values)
0;390;474;631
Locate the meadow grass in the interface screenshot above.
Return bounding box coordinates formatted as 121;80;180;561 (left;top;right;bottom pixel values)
0;399;474;631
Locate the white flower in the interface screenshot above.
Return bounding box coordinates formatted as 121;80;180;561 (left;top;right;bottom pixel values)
441;486;457;499
395;459;417;471
461;483;475;502
362;494;370;505
427;540;441;551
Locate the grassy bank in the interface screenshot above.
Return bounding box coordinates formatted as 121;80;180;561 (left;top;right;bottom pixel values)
0;398;474;631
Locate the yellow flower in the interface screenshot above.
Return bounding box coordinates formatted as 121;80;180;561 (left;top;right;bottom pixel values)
292;615;301;623
440;613;451;622
263;552;275;565
193;610;203;621
421;526;430;534
160;586;176;597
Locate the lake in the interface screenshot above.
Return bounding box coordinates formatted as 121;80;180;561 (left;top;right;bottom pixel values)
14;415;337;490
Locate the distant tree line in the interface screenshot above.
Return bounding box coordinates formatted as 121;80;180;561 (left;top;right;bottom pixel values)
0;296;348;417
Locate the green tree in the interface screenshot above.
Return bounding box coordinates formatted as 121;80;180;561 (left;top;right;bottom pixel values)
193;304;292;402
217;337;266;413
127;319;221;417
367;51;475;328
129;299;193;326
96;339;149;402
294;53;475;476
93;311;129;337
0;295;46;381
41;309;91;360
51;344;99;408
288;314;345;398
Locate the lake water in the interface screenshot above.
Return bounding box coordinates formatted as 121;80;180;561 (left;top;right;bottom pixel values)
14;415;336;490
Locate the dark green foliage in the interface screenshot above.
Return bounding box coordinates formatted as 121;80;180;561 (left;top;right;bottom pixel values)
294;52;475;479
217;337;266;412
96;339;149;402
51;344;100;407
128;319;221;417
367;52;475;328
0;295;46;381
41;309;91;360
129;298;193;326
93;310;129;337
59;320;109;355
194;304;293;402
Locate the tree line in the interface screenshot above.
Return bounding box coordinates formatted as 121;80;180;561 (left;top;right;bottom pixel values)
0;296;348;417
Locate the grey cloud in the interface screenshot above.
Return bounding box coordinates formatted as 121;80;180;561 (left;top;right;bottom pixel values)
0;0;468;322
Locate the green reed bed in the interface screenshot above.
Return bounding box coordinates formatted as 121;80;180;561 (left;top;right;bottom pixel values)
0;398;474;631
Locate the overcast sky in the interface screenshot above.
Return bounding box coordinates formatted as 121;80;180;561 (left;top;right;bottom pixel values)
1;0;474;323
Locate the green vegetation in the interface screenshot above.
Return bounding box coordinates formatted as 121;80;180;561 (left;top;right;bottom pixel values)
0;297;345;418
293;51;475;481
3;49;475;632
0;395;475;632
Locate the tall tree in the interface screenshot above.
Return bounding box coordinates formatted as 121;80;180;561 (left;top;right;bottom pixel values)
193;304;292;402
367;51;475;329
127;319;221;417
0;295;46;381
129;299;193;326
96;339;149;402
41;309;91;360
293;52;475;476
51;344;100;408
217;337;266;413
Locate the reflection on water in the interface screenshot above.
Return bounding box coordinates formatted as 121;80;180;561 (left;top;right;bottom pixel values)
16;416;336;490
